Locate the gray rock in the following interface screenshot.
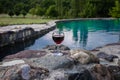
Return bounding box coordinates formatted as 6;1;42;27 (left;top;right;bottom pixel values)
97;52;118;62
0;63;49;80
26;53;74;70
44;70;67;80
117;59;120;66
118;59;120;66
65;63;114;80
108;65;120;80
44;65;94;80
91;44;120;59
0;59;25;67
43;45;70;50
44;69;94;80
106;55;118;62
90;64;114;80
67;69;94;80
97;52;108;58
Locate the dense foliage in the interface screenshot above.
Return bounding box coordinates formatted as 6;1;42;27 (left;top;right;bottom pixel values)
109;0;120;18
0;0;120;18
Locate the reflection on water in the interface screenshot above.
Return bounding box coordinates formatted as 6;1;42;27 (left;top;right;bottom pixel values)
0;39;35;60
1;19;120;60
57;19;120;49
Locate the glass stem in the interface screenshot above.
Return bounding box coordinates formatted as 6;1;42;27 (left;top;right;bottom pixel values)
57;44;60;53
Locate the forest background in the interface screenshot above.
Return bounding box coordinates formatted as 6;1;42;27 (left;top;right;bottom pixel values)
0;0;120;18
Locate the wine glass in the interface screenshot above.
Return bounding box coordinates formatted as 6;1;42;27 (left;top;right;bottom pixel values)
52;31;64;56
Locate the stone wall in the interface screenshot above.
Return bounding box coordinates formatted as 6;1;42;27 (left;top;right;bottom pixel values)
0;21;56;47
0;28;35;47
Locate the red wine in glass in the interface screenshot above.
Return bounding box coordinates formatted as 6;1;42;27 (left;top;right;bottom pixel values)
52;31;64;56
52;35;64;44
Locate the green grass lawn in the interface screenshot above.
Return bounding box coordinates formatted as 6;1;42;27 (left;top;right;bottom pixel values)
0;14;53;26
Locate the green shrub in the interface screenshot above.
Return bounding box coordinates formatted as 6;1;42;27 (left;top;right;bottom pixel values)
8;10;14;17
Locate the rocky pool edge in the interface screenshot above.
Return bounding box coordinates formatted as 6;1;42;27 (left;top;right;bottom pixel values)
0;20;57;47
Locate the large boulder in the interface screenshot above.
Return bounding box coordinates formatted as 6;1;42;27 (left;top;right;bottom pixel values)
90;64;113;80
108;65;120;80
25;53;74;70
70;49;99;64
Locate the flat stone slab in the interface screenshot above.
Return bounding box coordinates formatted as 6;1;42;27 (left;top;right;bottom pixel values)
0;21;56;33
0;60;25;67
4;50;48;59
91;44;120;65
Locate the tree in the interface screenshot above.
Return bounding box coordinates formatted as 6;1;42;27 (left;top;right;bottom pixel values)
89;0;115;17
21;10;27;18
14;3;24;16
29;8;36;16
8;10;14;17
0;3;3;13
46;5;58;18
40;0;55;9
79;1;97;18
70;0;80;18
61;0;71;18
109;0;120;18
55;0;63;18
0;0;117;18
35;6;45;16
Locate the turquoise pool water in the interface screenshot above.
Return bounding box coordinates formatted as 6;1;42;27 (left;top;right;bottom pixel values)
1;19;120;59
26;19;120;50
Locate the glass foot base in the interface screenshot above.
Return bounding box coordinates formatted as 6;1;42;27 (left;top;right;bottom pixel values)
52;52;63;56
